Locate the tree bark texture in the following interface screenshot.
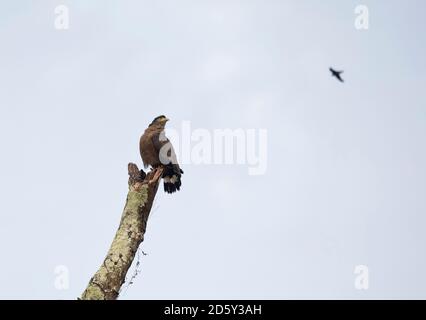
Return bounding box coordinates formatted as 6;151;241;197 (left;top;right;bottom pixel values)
81;164;163;300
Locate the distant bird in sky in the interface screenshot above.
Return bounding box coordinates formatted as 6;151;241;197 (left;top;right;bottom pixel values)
329;67;344;83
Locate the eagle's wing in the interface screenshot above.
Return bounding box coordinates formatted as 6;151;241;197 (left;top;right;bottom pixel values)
151;131;183;193
151;131;180;168
151;130;169;153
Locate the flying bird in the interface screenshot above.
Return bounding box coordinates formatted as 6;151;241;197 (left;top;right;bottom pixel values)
140;115;184;194
329;67;344;83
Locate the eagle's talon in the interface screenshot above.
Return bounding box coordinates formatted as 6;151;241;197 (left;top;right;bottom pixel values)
139;169;147;181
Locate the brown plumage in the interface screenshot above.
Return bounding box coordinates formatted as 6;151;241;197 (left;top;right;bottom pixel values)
139;115;183;194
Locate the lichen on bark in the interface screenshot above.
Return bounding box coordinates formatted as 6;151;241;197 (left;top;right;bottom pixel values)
81;164;163;300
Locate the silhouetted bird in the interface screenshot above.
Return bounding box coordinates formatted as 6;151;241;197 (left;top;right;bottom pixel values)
329;67;344;83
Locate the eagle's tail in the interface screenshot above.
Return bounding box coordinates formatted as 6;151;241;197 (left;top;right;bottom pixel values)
162;164;183;194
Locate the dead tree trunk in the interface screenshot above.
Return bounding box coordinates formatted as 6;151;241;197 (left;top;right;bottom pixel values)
81;163;163;300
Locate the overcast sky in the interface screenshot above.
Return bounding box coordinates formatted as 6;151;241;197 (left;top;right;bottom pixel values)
0;0;425;299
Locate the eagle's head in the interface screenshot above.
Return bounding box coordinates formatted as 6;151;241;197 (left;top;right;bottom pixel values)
149;115;169;128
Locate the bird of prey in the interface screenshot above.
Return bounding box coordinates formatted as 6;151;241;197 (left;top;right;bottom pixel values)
329;67;344;83
139;115;183;194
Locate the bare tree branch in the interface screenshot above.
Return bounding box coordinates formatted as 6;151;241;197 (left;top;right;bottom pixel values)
81;163;163;300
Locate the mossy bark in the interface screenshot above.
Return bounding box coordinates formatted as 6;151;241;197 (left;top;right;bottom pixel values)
81;164;163;300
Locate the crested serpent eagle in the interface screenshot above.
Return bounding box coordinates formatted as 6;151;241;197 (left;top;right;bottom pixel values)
139;115;184;194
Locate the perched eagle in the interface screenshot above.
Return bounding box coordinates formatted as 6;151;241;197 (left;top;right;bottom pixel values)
139;115;183;193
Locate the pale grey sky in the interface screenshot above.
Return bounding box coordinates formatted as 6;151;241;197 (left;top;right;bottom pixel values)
0;0;425;299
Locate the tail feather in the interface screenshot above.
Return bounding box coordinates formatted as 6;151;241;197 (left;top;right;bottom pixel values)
163;164;183;194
